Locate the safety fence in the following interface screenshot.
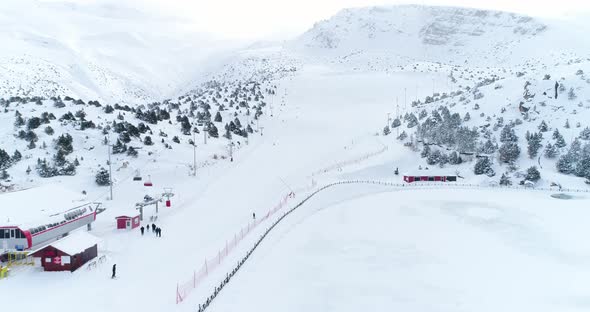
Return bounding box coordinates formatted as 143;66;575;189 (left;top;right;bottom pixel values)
310;145;388;177
175;180;318;304
192;179;590;311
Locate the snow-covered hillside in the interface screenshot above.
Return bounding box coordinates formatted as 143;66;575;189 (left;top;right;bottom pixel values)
0;0;232;104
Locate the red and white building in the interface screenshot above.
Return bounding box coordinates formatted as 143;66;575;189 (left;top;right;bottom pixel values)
115;215;140;230
0;185;99;253
30;231;100;272
403;170;458;183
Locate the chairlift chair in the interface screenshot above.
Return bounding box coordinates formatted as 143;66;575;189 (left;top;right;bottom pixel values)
144;175;153;187
133;169;142;181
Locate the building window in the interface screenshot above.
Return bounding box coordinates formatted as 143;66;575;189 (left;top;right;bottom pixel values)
10;229;14;238
45;258;51;263
0;230;4;239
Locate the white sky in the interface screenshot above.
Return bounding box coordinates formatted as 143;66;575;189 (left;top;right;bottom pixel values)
40;0;590;39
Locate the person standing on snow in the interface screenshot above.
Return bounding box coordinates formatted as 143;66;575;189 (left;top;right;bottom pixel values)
152;224;156;233
555;81;559;99
112;264;116;279
253;212;256;219
140;226;144;235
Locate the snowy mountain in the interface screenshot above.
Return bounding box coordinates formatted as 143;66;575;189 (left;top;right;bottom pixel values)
290;5;589;68
0;0;232;104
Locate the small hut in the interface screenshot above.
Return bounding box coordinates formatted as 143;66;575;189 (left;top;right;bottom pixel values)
30;231;99;272
115;215;140;230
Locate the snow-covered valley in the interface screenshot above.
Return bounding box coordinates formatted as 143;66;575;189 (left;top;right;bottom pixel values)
1;2;590;312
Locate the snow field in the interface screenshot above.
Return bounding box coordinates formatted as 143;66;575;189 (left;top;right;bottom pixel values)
209;186;590;312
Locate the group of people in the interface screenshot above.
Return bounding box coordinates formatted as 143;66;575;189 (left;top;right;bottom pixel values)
140;223;162;237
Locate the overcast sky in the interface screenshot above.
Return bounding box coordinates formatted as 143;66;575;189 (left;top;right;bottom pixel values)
40;0;590;39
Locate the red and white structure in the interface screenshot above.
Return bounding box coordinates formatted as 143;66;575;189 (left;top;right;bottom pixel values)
403;173;458;183
115;215;140;230
0;185;99;252
30;231;100;272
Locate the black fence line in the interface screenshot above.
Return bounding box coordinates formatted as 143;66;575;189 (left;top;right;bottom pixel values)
196;180;588;311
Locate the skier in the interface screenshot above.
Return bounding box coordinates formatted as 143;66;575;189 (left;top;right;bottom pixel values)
112;264;116;279
140;226;144;235
253;212;256;219
555;81;559;99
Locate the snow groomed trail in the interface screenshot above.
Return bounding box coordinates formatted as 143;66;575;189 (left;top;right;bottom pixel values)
192;179;589;311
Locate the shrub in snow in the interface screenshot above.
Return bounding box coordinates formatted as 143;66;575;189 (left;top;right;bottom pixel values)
127;146;138;157
449;151;462;165
525;166;541;182
383;126;391;136
568;88;577;100
543;74;551;80
421;145;431;158
143;136;153;146
27;117;41;130
397;131;408;141
499;173;512;186
538;120;548;132
172;136;180;144
0;169;9;180
391;118;401;128
45;126;54;135
463;112;471;122
56;134;74;154
500;125;518;143
95;168;110;186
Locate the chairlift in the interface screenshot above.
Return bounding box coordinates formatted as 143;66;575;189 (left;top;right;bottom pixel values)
133;169;142;181
144;175;153;187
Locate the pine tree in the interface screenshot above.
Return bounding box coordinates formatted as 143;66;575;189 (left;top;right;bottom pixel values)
214;112;222;122
172;136;180;144
498;141;520;163
391;118;401;128
14;114;24;127
26;166;31;175
421;145;431;158
208;124;219;138
397;131;408;141
143;136;153;146
527;132;543;158
474;157;495;176
247;124;254;134
56;134;74;154
538;120;549;132
580;127;590;140
525;166;541;182
552;129;561;140
0;149;10;169
95;168;111;186
383;126;391;136
500;125;518;142
0;169;9;180
544;143;558;159
574;144;590;178
554;131;567;148
565;119;570;129
427;150;442;165
463;112;471;122
112;139;127;154
223;128;232;140
11;150;21;163
499;173;512;186
479;139;497;154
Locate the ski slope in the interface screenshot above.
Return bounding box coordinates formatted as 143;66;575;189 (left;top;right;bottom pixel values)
210;184;590;312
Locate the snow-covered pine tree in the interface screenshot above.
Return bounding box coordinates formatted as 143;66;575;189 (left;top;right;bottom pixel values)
544;143;558;159
525;166;541;182
498;141;520;164
474;157;495;176
500;125;517;142
527;132;543;158
383;125;391;136
391;118;401;128
95;168;110;186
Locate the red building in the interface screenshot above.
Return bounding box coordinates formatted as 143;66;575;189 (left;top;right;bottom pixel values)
30;231;100;272
115;215;140;230
403;175;457;183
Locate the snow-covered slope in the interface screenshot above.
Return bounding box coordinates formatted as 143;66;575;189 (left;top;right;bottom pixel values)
0;0;231;104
